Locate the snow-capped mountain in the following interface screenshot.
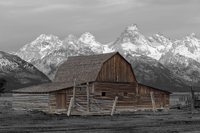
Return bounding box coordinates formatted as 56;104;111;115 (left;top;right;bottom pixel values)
159;34;200;86
14;23;200;91
15;32;103;79
107;24;171;60
0;51;51;92
16;34;63;62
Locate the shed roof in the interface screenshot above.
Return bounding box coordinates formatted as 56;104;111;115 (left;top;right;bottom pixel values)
12;82;73;93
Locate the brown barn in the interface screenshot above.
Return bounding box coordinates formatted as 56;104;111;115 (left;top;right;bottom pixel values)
12;52;170;115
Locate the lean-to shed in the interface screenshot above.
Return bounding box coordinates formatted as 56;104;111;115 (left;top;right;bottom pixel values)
12;52;171;114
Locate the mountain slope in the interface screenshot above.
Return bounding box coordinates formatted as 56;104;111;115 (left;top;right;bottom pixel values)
126;54;188;92
0;51;51;92
159;33;200;86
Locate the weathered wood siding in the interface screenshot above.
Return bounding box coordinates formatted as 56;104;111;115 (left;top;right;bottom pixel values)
12;94;49;111
137;84;170;110
93;82;137;111
49;86;91;111
96;54;136;83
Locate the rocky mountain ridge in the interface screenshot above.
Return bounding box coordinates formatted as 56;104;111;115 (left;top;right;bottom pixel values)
14;24;200;90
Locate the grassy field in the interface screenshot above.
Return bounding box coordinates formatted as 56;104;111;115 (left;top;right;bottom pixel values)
1;96;200;133
1;106;200;133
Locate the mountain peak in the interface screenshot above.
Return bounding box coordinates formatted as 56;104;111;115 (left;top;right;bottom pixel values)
186;33;196;39
68;34;77;38
79;32;96;43
36;34;59;42
81;32;95;38
126;24;138;32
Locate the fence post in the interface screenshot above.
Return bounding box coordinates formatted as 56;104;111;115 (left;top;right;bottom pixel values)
191;86;195;114
111;96;118;116
73;79;76;107
150;92;156;115
87;82;90;112
67;97;73;116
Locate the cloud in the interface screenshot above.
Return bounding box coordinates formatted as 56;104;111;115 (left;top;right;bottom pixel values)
96;0;147;7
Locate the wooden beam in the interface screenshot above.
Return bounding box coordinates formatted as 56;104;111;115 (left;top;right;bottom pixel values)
76;85;89;87
191;86;195;114
87;82;90;112
73;79;76;107
67;97;73;116
111;96;118;116
150;92;156;115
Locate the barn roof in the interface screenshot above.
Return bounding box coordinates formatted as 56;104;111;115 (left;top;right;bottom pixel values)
12;81;85;93
53;52;118;83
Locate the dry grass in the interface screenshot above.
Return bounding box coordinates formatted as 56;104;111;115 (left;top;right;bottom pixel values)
1;103;200;133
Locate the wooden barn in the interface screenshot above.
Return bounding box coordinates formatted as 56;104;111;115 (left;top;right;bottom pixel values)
12;52;171;115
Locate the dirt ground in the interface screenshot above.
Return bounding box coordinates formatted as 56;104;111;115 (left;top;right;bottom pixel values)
1;104;200;133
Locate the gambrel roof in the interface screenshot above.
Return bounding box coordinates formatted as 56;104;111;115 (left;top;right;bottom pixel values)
53;52;118;83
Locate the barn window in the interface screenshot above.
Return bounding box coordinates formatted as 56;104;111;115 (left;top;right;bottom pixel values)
102;92;106;96
124;92;128;97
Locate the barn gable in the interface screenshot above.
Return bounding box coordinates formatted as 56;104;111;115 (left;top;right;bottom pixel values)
96;53;136;83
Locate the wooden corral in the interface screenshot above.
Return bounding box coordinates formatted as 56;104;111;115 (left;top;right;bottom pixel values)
12;52;171;115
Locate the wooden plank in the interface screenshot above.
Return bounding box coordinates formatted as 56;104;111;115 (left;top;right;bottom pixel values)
87;82;90;112
111;96;118;116
150;92;156;115
191;86;195;114
73;79;76;107
67;97;73;116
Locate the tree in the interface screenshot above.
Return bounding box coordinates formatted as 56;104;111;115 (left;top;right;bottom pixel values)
0;78;7;96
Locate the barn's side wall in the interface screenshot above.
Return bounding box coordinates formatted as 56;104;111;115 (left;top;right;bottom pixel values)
96;54;136;83
12;94;49;111
93;82;137;111
137;84;170;110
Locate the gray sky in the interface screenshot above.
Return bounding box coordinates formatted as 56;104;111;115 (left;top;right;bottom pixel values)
0;0;199;52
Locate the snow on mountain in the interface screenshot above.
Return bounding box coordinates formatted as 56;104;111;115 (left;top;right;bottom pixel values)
15;34;63;62
159;33;200;85
78;32;103;54
169;33;200;63
109;24;171;60
0;51;51;92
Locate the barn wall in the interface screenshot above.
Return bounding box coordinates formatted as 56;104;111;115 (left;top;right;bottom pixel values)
96;54;136;83
137;84;170;110
12;94;49;111
49;86;93;111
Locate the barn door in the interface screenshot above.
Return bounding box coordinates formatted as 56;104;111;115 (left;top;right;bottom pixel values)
56;93;66;109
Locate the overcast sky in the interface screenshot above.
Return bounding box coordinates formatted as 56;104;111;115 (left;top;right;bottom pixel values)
0;0;199;52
